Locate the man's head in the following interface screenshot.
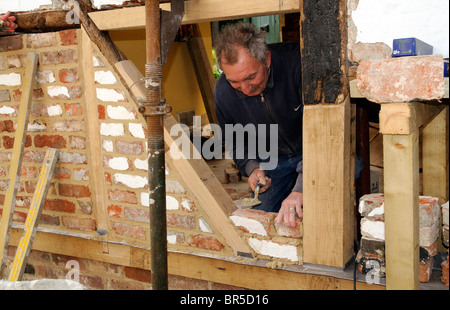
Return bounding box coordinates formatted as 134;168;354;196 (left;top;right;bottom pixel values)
215;23;271;97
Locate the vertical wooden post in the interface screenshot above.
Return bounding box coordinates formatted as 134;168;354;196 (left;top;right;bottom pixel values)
380;103;420;290
300;0;354;268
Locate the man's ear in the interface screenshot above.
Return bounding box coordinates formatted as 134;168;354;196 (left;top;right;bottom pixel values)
266;50;272;68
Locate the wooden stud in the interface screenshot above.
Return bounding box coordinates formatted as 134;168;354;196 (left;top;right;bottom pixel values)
0;53;38;275
8;148;58;282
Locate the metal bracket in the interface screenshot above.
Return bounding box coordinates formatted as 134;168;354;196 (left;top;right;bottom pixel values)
161;0;185;66
138;98;172;116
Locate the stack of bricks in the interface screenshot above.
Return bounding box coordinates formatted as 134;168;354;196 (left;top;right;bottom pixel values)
229;209;302;264
0;29;233;262
356;193;441;283
442;201;449;286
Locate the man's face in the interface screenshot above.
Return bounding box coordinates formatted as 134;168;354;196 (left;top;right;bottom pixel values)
222;46;271;97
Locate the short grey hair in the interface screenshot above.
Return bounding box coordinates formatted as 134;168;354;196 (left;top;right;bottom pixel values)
214;22;268;70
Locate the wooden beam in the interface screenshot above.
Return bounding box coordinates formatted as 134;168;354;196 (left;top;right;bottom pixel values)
186;24;217;124
89;0;300;31
0;53;38;276
302;101;354;268
8;228;384;290
164;114;251;255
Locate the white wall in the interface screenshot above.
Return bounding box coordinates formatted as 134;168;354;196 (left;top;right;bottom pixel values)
352;0;449;58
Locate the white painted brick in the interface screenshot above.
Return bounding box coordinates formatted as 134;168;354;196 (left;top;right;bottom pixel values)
443;201;449;228
199;218;213;233
94;70;117;84
181;198;194;211
166;179;185;194
230;215;268;236
134;158;147;170
102;139;113;152
129;123;145;138
47;104;62;116
92;56;104;67
107;105;135;120
361;218;385;241
100;123;124;136
0;105;16;115
166;195;179;210
140;192;150;207
48;86;70;99
96;88;125;102
248;238;299;262
36;70;55;84
28;122;46;132
420;220;440;247
108;157;129;170
0;73;21;86
113;173;147;188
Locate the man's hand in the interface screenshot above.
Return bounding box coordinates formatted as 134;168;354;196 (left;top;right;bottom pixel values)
0;11;18;32
248;168;271;193
275;191;303;227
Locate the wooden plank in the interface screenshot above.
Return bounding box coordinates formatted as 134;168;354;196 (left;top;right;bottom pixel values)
164;114;251;255
0;53;38;275
383;128;420;290
115;60;146;100
8;148;58;282
186;24;217;124
302;101;354;268
89;0;300;31
8;228;384;290
80;27;109;234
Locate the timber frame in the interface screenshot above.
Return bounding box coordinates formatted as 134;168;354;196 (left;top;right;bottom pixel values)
7;0;447;290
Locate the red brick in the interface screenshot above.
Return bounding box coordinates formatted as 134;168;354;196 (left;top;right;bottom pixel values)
356;55;445;103
2;135;32;149
107;205;122;218
124;206;149;223
44;198;76;213
441;256;449;287
27;33;57;49
39;213;60;226
108;189;137;204
0;120;14;132
98;104;105;119
111;221;144;239
59;29;78;46
34;134;66;148
188;234;225;251
65;102;83;116
230;209;273;236
53;167;71;179
167;213;195;229
115;140;144;155
68;86;82;99
419;256;433;283
0;35;23;52
80;274;104;290
124;266;151;283
59;183;91;198
40;49;77;66
20;166;37;178
69;136;86;149
59;68;79;83
61;216;96;232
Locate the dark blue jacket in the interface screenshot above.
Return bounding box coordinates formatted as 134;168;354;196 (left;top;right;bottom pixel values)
214;42;303;187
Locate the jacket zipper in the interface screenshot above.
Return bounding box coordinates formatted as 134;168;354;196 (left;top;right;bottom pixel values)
260;93;296;154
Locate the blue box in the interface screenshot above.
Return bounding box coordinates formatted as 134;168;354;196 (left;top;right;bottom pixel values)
392;37;433;57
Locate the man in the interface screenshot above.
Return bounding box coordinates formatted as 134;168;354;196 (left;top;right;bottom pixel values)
214;23;303;227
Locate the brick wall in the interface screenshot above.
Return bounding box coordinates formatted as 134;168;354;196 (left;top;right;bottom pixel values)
0;29;233;264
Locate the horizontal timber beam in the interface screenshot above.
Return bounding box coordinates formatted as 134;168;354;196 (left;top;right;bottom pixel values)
89;0;299;31
9;228;383;290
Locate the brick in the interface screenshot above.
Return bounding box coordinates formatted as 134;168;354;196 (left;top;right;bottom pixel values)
115;140;143;155
441;256;449;286
0;89;10;102
20;166;37;178
350;42;392;64
248;237;299;262
40;49;77;66
58;151;87;165
69;136;86;149
59;29;78;46
360;236;385;259
419;196;440;227
23;150;46;163
27;33;57;49
0;35;23;52
0;120;14;132
59;68;79;83
44;199;76;213
111;221;144;239
35;70;56;84
230;209;273;236
98;104;106;119
62;216;96;232
53;167;71;179
34;134;66;148
275;220;302;238
65;102;83;116
443;201;449;228
356;55;445;103
108;189;137;204
40;214;60;226
107;205;122;218
31;103;48;117
124;266;151;283
419;220;439;247
167;213;196;229
3;135;31;149
73;168;89;181
361;218;385;241
358;193;384;218
50;119;85;132
419;256;433;283
188;234;225;252
124;206;149;223
59;183;91;198
167;230;185;244
5;54;27;68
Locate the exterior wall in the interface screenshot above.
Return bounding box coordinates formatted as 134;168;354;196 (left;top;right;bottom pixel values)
0;29;233;263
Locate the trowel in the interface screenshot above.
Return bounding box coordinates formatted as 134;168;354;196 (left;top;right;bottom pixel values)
240;183;262;208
